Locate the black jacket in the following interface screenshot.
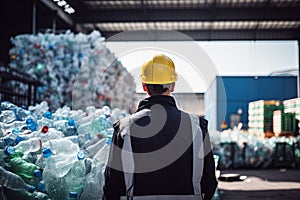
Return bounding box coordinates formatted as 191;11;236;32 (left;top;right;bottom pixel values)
103;95;218;200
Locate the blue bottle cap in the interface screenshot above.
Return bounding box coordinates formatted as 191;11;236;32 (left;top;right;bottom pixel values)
69;192;78;199
33;169;42;178
26;118;33;124
68;119;75;126
106;138;112;145
77;151;85;160
37;181;46;192
27;122;37;131
12;129;20;134
42;148;52;158
44;111;53;119
28;185;35;193
85;133;91;140
4;146;15;155
15;136;24;145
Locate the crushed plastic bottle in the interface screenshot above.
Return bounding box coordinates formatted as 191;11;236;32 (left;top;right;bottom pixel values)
0;166;36;193
0;110;16;123
65;151;86;197
14;137;42;154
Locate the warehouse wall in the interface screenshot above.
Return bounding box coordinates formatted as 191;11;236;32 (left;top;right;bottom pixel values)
206;76;298;131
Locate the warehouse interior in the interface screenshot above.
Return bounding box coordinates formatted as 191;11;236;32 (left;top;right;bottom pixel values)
1;1;300;200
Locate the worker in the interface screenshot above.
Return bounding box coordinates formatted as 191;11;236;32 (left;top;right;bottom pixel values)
103;54;218;200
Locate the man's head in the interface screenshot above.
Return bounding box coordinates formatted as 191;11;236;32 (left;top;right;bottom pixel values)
140;54;177;96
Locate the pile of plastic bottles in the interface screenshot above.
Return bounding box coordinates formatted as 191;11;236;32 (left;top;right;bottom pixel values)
0;101;127;200
211;128;300;169
8;30;137;112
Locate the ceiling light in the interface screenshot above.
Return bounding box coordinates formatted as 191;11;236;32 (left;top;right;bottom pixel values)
52;0;75;14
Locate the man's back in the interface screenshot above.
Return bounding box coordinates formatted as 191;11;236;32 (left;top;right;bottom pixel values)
130;95;194;195
103;95;217;200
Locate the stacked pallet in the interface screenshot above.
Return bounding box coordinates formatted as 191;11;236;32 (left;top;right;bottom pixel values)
248;100;283;137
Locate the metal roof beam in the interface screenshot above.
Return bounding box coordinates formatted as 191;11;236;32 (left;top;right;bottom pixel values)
75;8;300;23
40;0;74;26
101;29;300;41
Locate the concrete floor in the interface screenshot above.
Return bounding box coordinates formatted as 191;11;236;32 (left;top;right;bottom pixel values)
217;169;300;200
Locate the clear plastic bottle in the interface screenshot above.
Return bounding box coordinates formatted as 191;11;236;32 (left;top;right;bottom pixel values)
0;110;16;123
66;151;86;197
80;139;111;200
2;129;23;146
0;166;36;193
14;138;42;154
85;138;106;158
0;121;28;135
38;126;63;142
37;111;54;130
42;148;68;200
43;137;80;156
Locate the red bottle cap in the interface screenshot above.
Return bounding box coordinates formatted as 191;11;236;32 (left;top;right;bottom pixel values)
41;126;49;133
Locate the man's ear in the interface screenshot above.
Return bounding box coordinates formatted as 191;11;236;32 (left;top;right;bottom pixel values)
142;83;147;92
170;82;175;92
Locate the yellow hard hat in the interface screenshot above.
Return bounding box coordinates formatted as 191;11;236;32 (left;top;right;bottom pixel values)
140;54;177;84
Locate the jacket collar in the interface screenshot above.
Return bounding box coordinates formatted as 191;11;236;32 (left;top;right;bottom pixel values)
136;95;178;112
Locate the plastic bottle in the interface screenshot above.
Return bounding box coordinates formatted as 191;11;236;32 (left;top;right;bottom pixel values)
42;138;80;177
94;138;112;166
80;138;111;200
38;126;63;142
42;148;68;200
0;101;17;111
0;146;15;164
28;101;49;120
14;137;42;154
110;108;121;122
37;181;47;193
37;111;54;130
85;138;106;158
26;118;37;132
0;110;16;123
9;157;43;179
15;107;32;121
0;101;31;121
0;121;28;135
77;116;108;147
43;137;80;156
0;166;36;193
66;151;86;197
54;119;69;132
2;129;24;146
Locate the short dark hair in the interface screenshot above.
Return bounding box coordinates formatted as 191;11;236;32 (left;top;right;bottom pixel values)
145;84;171;95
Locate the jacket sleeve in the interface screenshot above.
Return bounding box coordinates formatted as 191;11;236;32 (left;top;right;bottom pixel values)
103;121;126;200
200;118;218;200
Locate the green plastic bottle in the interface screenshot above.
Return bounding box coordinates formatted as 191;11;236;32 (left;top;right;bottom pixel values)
9;157;42;179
